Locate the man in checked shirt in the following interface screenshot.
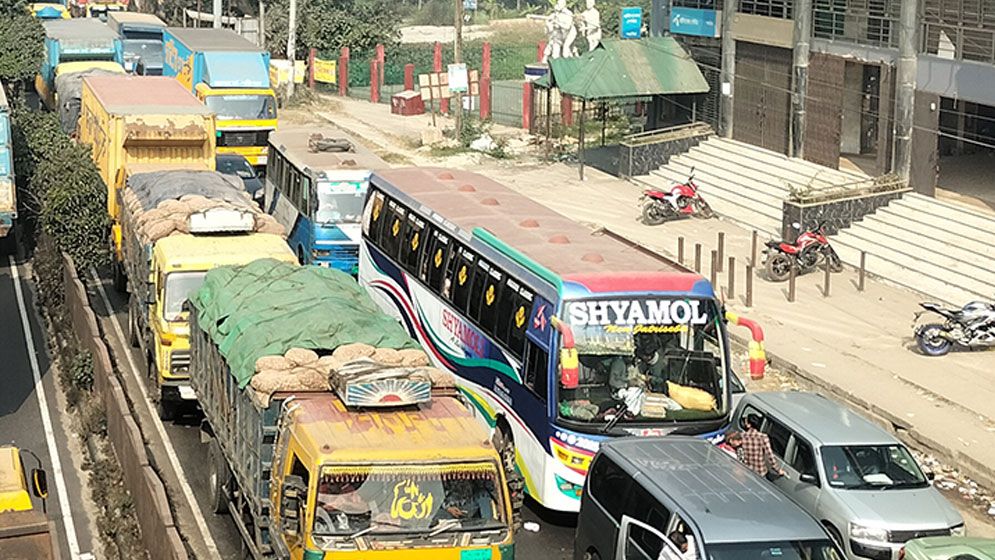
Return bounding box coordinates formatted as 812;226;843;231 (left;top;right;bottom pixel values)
739;414;785;480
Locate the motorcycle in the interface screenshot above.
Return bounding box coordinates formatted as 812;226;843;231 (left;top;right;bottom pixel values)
640;168;715;225
763;221;843;282
913;300;995;356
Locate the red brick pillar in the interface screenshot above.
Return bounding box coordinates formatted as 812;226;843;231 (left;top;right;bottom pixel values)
404;63;415;91
375;43;385;90
480;76;491;120
308;48;316;89
562;94;573;126
338;47;349;96
482;42;491;81
370;60;380;103
523;81;534;130
537;41;546;62
434;42;448;113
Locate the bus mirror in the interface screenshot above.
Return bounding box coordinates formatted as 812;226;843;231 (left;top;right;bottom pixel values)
31;469;48;499
560;348;579;389
280;474;306;538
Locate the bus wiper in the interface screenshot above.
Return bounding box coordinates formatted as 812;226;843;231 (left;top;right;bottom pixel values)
426;518;462;538
602;400;629;433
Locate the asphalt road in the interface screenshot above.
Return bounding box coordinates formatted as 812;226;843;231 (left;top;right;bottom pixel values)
92;267;577;559
0;256;97;559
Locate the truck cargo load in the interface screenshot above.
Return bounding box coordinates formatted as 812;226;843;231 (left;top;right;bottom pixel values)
120;170;292;419
0;86;16;254
37;19;124;111
189;260;516;559
162;27;277;168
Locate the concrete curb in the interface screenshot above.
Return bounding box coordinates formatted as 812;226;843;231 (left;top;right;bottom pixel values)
62;253;189;560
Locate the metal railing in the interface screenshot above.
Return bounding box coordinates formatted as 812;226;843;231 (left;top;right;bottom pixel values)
921;20;995;64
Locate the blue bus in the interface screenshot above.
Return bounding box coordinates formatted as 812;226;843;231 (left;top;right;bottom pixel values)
264;128;388;273
0;85;16;254
358;167;763;513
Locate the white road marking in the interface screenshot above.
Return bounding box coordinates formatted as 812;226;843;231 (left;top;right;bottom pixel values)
89;269;220;557
9;255;83;559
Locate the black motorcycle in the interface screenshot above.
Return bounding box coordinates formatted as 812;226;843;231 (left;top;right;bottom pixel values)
913;301;995;356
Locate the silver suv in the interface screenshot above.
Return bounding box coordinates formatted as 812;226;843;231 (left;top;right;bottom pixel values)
731;392;964;560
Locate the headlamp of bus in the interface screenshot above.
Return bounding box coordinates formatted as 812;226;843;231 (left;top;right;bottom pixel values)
313;248;331;258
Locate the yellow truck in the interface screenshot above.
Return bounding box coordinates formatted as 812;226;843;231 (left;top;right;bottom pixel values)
76;74;216;289
189;261;516;559
120;170;293;419
0;446;58;560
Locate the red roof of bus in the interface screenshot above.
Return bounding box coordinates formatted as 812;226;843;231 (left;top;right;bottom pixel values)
374;168;700;286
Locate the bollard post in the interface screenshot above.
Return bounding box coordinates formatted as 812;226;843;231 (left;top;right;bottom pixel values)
482;42;491;80
369;60;379;103
751;230;759;266
858;251;866;292
746;264;754;307
308;48;316;89
824;257;831;297
710;250;718;287
338;47;350;96
694;243;702;273
727;256;736;299
677;237;685;264
717;232;725;272
522;82;533;130
479;77;491;120
788;263;797;303
404;63;415;91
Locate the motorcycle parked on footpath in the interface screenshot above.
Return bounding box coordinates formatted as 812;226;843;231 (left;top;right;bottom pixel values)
640;168;715;225
913;300;995;356
762;221;843;282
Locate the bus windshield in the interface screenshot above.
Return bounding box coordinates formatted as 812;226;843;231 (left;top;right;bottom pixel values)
311;463;506;537
316;181;366;224
558;297;727;426
204;94;276;121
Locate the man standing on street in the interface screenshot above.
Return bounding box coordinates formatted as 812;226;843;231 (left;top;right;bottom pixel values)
740;414;784;480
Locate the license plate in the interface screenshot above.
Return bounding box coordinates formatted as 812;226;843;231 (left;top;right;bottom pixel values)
178;386;197;400
460;549;492;560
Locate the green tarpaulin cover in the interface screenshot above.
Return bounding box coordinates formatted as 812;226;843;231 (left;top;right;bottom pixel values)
191;259;419;388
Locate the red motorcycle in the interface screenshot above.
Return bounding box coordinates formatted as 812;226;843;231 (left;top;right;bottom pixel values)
640;168;715;225
763;221;843;282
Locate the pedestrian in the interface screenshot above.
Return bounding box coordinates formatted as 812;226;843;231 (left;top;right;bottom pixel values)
717;430;742;458
739;414;784;480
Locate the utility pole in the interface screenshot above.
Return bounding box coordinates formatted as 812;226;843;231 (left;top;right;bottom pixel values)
286;0;298;99
719;0;737;138
791;0;812;158
893;0;918;180
258;0;265;48
651;0;669;37
454;0;464;143
213;0;222;28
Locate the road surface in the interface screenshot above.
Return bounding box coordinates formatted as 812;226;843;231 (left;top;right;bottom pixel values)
0;255;97;559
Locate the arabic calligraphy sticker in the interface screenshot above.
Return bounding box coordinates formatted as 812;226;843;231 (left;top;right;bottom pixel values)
458;265;468;286
485;285;495;306
434;248;443;268
389;479;435;520
411;231;420;251
392;219;400;237
515;306;526;328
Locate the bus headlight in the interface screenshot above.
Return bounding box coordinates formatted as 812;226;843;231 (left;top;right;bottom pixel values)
313;249;331;258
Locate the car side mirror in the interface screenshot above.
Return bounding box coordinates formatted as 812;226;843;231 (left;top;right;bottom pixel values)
31;469;49;499
280;474;306;538
799;473;818;486
925;470;935;481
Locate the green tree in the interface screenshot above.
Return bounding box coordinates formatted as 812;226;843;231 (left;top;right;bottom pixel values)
265;0;401;58
0;14;44;86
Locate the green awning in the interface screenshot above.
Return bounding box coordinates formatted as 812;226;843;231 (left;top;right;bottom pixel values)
534;36;709;100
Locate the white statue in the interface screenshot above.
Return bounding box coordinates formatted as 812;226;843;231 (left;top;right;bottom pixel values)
542;0;578;62
579;0;602;53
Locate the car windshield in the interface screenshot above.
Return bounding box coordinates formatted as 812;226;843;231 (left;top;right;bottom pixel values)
217;156;256;179
707;540;843;560
821;445;929;489
558;297;727;427
163;271;207;322
311;463;506;537
204;94;276;121
316;181;366;224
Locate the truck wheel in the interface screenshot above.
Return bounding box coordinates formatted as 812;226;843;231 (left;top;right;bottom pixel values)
0;231;16;256
127;298;140;348
112;260;127;293
208;439;231;514
493;424;524;530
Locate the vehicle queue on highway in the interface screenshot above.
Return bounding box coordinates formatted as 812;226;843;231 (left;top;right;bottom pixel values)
9;8;993;560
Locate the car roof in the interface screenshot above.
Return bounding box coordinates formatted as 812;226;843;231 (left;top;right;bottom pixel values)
745;392;897;447
602;437;829;545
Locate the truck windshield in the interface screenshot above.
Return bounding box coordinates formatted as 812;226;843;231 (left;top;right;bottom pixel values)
821;445;929;490
558;297;727;427
312;463;505;537
124;40;163;68
316;181;366;224
163;271;208;322
204;94;276;121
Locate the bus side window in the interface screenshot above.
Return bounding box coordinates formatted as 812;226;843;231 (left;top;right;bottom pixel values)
494;278;519;353
426;230;452;294
467;259;490;323
366;191;386;241
449;247;475;311
506;288;532;359
478;268;503;336
399;213;425;273
524;341;548;401
382;202;406;258
302;176;312;215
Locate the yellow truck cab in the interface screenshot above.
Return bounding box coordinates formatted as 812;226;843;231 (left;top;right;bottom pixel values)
26;3;71;19
189;261;517;559
0;446;57;559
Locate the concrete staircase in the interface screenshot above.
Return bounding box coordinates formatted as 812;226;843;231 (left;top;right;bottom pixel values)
630;135;995;304
631;136;866;237
831;193;995;304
